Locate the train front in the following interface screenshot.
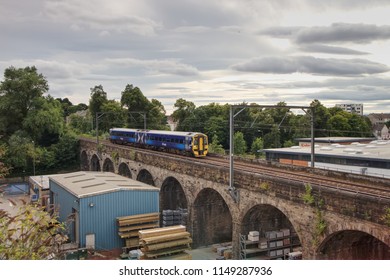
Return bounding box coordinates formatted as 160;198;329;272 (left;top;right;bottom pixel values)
191;133;208;157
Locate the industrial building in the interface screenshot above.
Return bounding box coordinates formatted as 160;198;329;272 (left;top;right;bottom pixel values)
49;171;159;251
264;138;390;178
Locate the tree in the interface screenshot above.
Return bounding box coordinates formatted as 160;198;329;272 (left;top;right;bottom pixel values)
121;84;150;128
233;131;247;155
89;85;108;126
0;144;10;178
172;98;196;129
5;131;33;173
0;66;49;138
99;100;126;132
328;112;352;136
148;99;169;130
0;202;67;259
251;137;264;159
208;134;225;155
22;96;64;146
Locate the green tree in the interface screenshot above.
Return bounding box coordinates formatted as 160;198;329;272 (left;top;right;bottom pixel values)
0;144;10;178
208;134;225;155
22;96;64;146
89;85;108;126
328;112;352;136
0;203;67;259
310;100;331;137
251;137;264;158
99;100;126;132
172;98;196;129
5;131;33;173
148;99;169;130
0;66;49;138
121;84;150;128
234;131;247;155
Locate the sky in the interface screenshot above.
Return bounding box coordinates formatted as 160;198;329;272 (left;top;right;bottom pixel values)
1;0;390;115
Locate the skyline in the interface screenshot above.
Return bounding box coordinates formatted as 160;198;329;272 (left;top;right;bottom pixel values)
1;1;390;114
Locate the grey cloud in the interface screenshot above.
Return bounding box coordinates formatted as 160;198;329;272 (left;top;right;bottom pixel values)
105;58;199;76
295;23;390;44
232;56;390;76
299;44;369;55
261;23;390;44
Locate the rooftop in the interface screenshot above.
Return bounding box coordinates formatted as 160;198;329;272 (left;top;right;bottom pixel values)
265;140;390;161
296;137;375;143
49;171;158;198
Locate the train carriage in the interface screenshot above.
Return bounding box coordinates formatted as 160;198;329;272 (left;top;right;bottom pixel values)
109;128;208;157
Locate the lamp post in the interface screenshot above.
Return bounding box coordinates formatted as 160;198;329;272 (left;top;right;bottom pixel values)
32;140;35;176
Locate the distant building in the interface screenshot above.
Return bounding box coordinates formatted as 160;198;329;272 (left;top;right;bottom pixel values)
264;138;390;178
368;113;390;140
335;103;363;115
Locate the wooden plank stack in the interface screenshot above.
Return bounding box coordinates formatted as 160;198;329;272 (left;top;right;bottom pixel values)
139;225;192;259
117;212;160;250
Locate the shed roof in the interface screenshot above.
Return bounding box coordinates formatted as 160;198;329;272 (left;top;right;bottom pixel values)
49;171;158;198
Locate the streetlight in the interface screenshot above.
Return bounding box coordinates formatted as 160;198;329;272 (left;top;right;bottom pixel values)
32;141;35;176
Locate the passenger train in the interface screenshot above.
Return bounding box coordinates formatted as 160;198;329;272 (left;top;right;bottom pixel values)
109;128;208;157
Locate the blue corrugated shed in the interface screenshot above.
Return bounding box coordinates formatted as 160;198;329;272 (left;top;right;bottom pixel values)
49;171;159;250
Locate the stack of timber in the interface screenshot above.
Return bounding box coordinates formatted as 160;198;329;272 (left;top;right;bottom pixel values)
139;225;192;260
117;212;159;249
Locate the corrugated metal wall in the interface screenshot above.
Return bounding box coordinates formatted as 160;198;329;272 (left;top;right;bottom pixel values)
79;189;159;250
49;181;79;242
51;180;159;250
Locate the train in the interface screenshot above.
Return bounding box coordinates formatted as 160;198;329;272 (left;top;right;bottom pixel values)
109;128;208;157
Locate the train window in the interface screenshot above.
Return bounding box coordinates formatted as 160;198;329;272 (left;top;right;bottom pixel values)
163;138;166;142
166;138;170;142
179;139;183;144
159;137;162;141
194;138;199;145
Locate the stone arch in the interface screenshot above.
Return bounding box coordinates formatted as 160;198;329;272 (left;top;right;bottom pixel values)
192;188;232;248
118;162;132;178
137;169;155;186
91;154;101;171
80;150;89;171
317;230;390;260
241;204;299;236
103;158;115;172
160;176;187;211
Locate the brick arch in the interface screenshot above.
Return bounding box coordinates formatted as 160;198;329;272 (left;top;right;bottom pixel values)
160;176;187;211
241;204;300;241
118;162;132;178
317;229;390;259
90;154;101;171
103;157;115;172
137;169;155;186
192;188;233;248
80;150;89;171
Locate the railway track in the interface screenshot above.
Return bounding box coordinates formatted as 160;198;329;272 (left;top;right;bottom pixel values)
198;156;390;200
93;139;390;200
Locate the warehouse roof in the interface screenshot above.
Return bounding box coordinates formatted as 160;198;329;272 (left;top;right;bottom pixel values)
264;140;390;161
295;137;375;144
49;171;158;198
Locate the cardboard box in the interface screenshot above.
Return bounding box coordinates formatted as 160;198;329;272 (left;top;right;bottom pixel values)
248;235;259;242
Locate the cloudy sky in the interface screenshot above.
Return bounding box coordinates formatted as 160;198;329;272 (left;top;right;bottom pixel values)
1;0;390;114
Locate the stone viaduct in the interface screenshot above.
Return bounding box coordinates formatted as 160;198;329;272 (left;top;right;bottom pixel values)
80;138;390;259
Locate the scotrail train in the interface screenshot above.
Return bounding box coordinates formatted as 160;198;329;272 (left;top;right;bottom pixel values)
109;128;208;157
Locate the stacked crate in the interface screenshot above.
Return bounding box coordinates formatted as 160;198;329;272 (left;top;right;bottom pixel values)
117;212;160;250
139;225;192;259
162;209;188;227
